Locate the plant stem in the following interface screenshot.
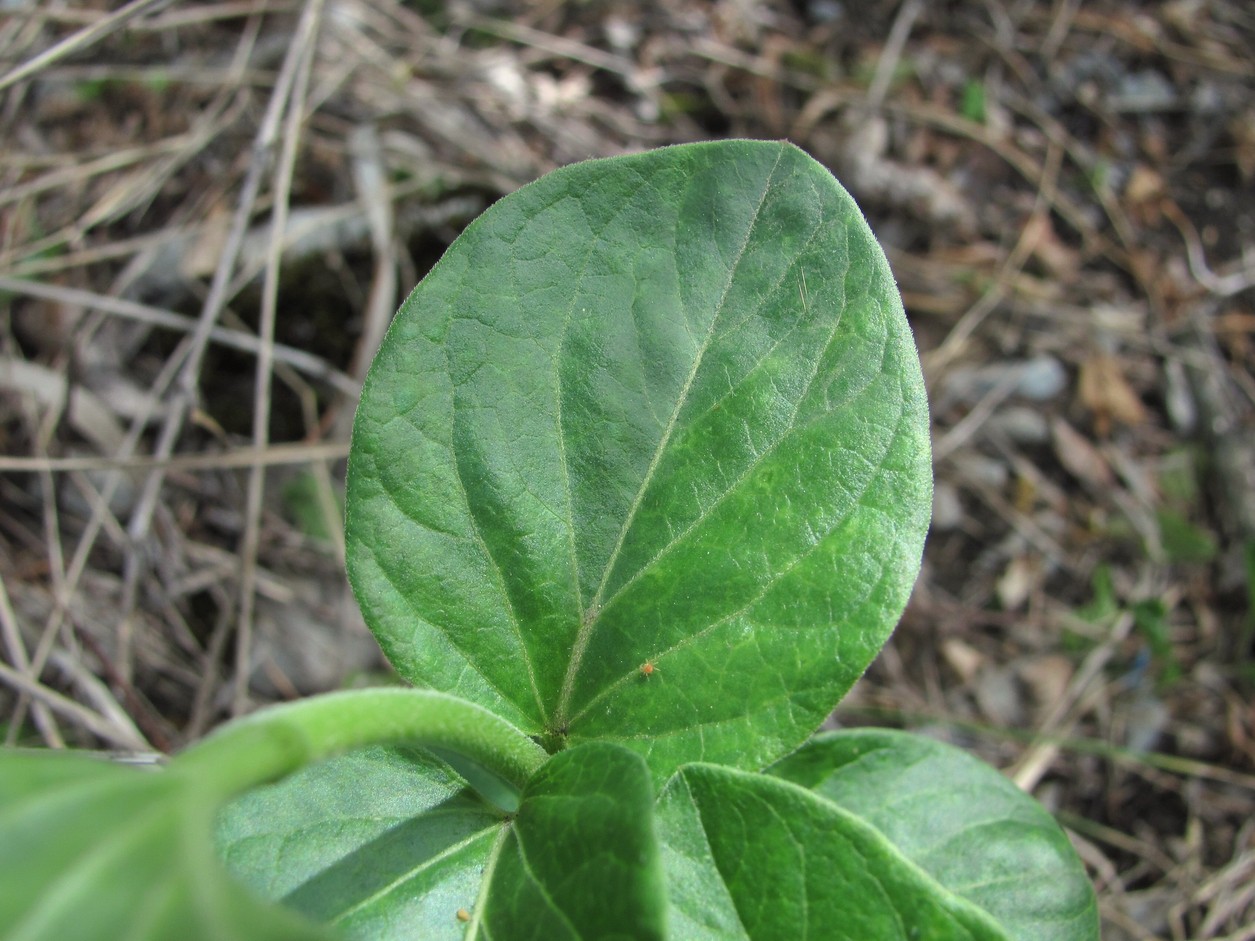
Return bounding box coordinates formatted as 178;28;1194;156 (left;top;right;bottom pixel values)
170;688;547;804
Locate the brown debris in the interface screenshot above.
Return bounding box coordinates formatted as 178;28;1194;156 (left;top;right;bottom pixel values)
1079;354;1150;436
0;1;1252;936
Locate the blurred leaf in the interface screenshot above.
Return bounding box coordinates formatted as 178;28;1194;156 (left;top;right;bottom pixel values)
1131;599;1170;655
282;471;342;542
1079;355;1147;433
1077;565;1119;623
1157;447;1202;507
1131;598;1183;686
74;77;111;102
961;80;987;123
0;750;332;941
1051;417;1114;488
1154;508;1217;564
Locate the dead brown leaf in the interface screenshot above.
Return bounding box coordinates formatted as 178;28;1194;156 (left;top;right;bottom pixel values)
1018;655;1075;722
941;637;984;685
1079;354;1149;435
996;553;1040;611
1124;164;1167;226
1229;109;1255;183
1025;214;1081;281
1051;415;1116;487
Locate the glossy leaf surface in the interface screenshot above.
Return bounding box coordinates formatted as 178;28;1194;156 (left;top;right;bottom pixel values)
657;762;1009;940
0;750;331;941
218;743;664;941
767;729;1099;941
346;139;931;781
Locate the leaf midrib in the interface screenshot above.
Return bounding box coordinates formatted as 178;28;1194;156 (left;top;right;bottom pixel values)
325;826;499;926
587;228;840;627
567;384;905;727
570;306;899;728
553;143;788;724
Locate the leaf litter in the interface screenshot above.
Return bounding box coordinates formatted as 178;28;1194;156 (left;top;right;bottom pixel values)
0;0;1252;937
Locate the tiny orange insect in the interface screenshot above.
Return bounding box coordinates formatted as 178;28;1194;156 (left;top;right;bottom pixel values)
456;908;471;922
639;660;656;678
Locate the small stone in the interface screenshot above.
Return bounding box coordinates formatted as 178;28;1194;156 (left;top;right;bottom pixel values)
939;355;1066;409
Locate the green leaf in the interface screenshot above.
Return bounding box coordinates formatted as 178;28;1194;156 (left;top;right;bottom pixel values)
217;746;501;938
219;742;665;941
1154;508;1217;564
960;80;987;124
283;471;343;542
657;762;1009;940
1077;566;1119;624
767;730;1099;941
0;750;332;941
482;742;666;940
346;139;931;782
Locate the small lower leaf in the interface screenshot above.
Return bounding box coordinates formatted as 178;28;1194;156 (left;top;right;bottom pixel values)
658;762;1010;941
219;742;666;941
483;742;666;941
217;745;502;939
0;750;331;941
766;730;1099;941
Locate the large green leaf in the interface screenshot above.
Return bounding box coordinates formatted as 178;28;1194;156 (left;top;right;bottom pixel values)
657;762;1010;940
346;139;931;781
766;730;1099;941
0;750;332;941
218;742;664;941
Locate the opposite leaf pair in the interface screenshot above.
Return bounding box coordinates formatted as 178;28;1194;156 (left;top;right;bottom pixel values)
219;726;1094;940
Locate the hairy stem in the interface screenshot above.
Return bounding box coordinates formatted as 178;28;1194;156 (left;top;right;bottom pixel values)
170;688;547;806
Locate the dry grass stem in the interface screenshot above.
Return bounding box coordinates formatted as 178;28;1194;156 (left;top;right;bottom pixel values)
1;1;1251;932
234;0;326;715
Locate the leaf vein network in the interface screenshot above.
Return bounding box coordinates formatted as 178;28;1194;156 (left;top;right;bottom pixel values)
364;539;537;724
593;223;843;620
555;146;787;720
325;828;496;924
553;167;660;632
569;400;908;727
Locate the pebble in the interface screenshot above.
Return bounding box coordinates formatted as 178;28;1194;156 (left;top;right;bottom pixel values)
985;406;1051;444
938;355;1067;414
931;480;965;531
